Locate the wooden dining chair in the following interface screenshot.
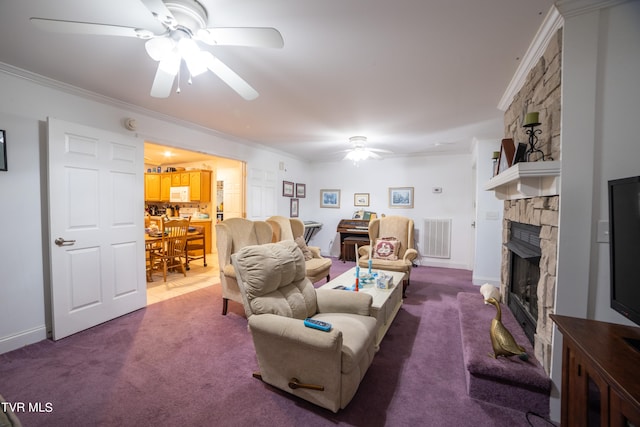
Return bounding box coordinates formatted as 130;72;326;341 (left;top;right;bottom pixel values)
150;217;191;282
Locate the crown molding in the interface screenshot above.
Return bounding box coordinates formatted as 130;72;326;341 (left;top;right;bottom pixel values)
0;61;263;148
555;0;630;18
497;6;564;111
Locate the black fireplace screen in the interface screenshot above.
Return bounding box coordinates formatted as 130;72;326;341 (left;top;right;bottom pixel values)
506;222;542;345
510;253;540;321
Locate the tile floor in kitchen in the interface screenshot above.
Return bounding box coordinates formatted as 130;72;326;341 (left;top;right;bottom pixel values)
146;255;219;305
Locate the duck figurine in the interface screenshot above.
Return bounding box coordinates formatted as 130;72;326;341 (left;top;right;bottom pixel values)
486;297;529;361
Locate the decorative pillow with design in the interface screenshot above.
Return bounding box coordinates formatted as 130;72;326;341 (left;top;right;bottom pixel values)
372;237;401;261
294;236;313;261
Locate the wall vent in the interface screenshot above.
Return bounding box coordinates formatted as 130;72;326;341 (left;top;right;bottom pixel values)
423;218;452;258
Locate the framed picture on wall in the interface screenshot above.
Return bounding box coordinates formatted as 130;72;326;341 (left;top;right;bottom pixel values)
296;183;306;198
283;181;294;197
0;130;6;171
354;193;369;206
389;187;414;208
320;189;340;208
290;198;299;217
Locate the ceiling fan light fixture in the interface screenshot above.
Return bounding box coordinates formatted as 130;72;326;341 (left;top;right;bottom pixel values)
158;51;181;75
145;37;175;61
184;50;209;76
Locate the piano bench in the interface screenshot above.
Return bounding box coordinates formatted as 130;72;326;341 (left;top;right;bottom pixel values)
342;236;370;262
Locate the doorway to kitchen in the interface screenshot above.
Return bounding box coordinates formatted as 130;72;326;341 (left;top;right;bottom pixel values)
144;141;245;304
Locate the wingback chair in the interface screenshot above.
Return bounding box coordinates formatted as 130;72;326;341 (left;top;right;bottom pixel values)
357;215;418;296
215;218;273;315
266;215;332;284
231;240;378;413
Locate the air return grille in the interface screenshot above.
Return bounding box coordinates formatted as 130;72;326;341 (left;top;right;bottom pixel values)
423;218;452;258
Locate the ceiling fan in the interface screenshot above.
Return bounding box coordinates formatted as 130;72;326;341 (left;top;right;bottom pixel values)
30;0;284;100
342;136;392;164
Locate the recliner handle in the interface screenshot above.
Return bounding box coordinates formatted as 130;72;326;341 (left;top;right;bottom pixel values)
288;377;324;391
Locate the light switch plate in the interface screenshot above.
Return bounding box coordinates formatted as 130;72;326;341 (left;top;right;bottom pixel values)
597;220;609;243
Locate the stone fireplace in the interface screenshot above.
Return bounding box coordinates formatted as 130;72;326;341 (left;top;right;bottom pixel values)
501;196;558;374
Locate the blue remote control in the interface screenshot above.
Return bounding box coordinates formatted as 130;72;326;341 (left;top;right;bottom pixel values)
304;318;332;332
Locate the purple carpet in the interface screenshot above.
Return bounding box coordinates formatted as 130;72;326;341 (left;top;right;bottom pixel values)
0;259;554;426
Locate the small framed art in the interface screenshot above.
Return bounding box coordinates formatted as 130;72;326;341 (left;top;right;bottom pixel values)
513;142;527;165
497;138;515;174
290;198;299;217
389;187;414;208
354;193;369;207
320;189;340;208
296;183;306;198
0;130;6;171
283;181;294;197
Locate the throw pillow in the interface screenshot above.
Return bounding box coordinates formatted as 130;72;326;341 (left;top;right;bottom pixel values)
372;237;401;261
294;236;313;261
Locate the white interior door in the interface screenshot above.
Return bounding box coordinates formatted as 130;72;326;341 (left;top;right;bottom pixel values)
219;163;245;219
48;118;146;340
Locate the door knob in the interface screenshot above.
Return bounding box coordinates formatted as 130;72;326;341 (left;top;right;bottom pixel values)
54;237;76;247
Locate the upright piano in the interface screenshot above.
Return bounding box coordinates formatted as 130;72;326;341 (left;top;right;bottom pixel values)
336;219;371;262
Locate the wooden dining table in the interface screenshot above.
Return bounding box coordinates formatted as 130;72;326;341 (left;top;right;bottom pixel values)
145;228;206;281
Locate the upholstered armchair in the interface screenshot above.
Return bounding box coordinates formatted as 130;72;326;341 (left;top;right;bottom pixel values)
231;241;378;413
357;215;418;296
266;215;332;284
215;218;273;315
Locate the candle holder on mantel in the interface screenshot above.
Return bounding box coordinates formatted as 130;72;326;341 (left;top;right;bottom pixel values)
523;112;553;162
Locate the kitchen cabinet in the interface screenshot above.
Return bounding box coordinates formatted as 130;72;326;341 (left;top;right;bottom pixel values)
145;170;212;202
551;314;640;426
160;174;172;201
144;173;161;201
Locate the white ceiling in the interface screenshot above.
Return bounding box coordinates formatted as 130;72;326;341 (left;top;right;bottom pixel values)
0;0;554;163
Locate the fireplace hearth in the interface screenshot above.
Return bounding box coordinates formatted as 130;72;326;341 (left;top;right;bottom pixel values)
506;222;541;345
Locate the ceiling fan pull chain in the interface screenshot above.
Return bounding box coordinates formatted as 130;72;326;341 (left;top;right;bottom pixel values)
176;64;181;94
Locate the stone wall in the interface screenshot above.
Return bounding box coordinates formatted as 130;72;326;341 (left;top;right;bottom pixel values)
500;28;563;375
505;28;563;162
502;196;558;374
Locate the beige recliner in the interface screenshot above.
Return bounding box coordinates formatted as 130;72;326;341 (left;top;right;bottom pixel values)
357;215;418;296
266;215;332;284
215;218;273;315
231;241;377;413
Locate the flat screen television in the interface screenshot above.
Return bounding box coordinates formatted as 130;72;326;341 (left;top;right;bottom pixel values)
608;176;640;335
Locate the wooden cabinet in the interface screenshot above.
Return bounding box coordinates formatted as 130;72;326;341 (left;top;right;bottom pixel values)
189;170;211;202
551;315;640;426
144;173;161;201
145;170;212;202
160;174;172;201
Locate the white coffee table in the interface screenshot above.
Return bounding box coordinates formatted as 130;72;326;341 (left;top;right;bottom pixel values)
319;267;405;347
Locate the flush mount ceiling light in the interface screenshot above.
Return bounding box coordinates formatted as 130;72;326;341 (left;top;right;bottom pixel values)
30;0;283;100
343;136;392;165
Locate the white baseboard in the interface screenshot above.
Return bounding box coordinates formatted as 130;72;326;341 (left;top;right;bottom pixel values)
472;275;500;286
0;325;47;355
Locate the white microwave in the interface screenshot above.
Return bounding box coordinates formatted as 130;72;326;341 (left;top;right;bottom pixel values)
169;186;190;202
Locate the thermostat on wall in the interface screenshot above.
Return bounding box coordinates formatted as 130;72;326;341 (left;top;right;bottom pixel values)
432;187;442;193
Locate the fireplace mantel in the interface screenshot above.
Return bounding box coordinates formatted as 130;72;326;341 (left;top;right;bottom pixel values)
484;160;561;200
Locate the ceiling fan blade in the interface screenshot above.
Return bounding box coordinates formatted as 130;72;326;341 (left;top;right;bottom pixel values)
140;0;177;28
205;54;259;100
150;62;176;98
30;18;151;38
368;148;393;154
198;28;284;48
